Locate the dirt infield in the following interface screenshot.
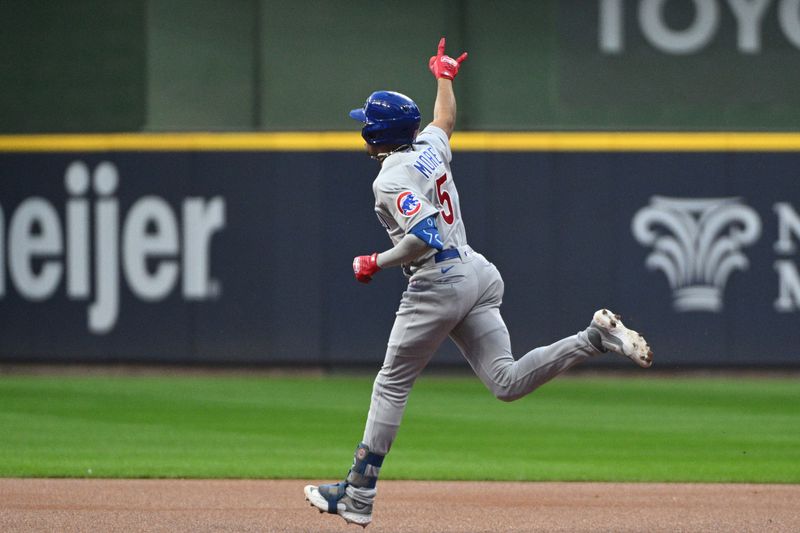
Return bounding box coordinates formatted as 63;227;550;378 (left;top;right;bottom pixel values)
2;479;799;532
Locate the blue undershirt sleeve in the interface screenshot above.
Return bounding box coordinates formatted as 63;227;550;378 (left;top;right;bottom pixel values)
408;216;444;251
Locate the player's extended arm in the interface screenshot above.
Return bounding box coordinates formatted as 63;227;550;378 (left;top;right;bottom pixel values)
352;235;428;284
428;37;467;139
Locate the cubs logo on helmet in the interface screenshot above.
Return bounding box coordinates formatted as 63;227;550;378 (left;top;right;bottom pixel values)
397;191;422;217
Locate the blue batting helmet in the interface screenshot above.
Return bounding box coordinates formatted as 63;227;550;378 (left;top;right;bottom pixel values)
349;91;421;146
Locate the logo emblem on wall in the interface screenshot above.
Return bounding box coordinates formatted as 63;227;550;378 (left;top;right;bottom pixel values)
632;196;761;312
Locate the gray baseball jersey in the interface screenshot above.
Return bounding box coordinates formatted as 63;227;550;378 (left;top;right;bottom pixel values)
372;125;466;269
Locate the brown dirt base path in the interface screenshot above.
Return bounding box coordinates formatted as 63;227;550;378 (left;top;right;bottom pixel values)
1;479;798;532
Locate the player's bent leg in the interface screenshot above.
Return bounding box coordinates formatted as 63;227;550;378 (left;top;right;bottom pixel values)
451;307;597;402
587;309;653;368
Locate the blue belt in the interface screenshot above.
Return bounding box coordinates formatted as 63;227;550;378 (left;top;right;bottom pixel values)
433;248;460;263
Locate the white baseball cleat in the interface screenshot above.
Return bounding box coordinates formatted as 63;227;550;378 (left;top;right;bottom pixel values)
589;309;653;368
304;483;372;528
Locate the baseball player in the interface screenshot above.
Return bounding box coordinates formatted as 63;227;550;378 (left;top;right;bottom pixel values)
304;38;653;527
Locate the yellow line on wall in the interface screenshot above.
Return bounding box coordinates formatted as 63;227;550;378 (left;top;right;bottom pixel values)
0;132;362;152
2;131;800;152
454;132;800;151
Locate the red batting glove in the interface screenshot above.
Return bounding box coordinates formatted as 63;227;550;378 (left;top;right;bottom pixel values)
428;37;468;80
353;253;381;283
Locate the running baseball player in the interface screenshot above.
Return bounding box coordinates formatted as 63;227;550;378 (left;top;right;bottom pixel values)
304;37;653;528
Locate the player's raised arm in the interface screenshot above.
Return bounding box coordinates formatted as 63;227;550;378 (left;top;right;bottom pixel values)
428;37;467;139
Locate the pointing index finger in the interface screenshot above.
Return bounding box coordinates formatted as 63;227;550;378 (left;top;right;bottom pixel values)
438;37;446;55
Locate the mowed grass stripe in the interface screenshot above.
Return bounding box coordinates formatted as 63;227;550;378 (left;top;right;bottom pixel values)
0;375;797;482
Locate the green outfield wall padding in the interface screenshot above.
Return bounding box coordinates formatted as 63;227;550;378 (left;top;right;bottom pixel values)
145;0;256;130
0;1;145;133
4;0;800;133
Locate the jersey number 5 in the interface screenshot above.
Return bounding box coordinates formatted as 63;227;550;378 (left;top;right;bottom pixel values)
436;174;454;225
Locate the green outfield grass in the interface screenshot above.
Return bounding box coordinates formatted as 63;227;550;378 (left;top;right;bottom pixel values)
0;374;798;482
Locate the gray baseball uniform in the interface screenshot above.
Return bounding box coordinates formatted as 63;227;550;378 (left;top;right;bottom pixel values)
360;125;600;458
305;47;651;526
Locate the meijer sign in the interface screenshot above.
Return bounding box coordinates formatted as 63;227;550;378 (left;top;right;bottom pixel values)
0;160;225;333
1;147;798;366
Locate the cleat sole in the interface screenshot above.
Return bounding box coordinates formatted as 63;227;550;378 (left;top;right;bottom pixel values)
593;309;653;368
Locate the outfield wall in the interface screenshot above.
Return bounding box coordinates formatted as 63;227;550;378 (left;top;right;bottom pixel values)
5;0;800;133
1;134;799;367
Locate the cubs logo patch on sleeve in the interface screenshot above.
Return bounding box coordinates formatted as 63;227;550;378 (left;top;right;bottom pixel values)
396;191;422;217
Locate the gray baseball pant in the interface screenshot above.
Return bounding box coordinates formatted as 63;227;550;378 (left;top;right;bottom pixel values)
361;246;600;456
